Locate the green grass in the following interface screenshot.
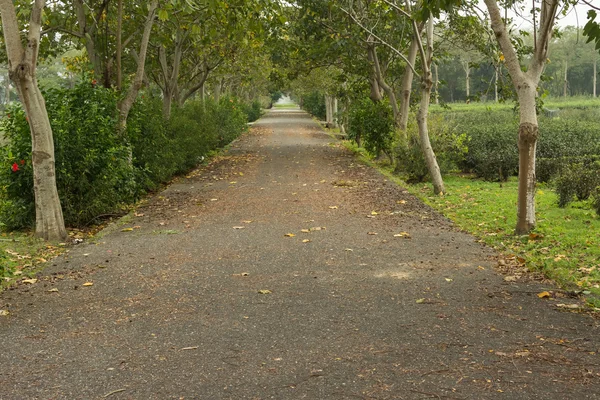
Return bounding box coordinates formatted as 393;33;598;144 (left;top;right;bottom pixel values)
0;232;64;289
404;174;600;305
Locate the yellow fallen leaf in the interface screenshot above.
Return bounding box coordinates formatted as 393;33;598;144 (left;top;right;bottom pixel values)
397;200;407;204
368;232;378;235
242;220;253;224
302;239;311;243
258;289;272;294
537;291;551;299
22;279;38;284
229;181;237;184
300;229;310;233
48;288;59;293
371;211;378;215
445;278;453;282
233;226;245;229
121;228;134;232
82;282;94;287
284;233;295;237
329;206;338;209
394;232;411;238
416;298;426;304
0;310;9;316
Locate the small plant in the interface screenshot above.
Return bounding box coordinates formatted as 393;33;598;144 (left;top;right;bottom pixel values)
555;161;600;208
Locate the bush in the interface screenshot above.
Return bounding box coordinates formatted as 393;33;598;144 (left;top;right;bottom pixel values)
395;114;468;182
302;91;326;120
348;98;395;157
241;100;263;122
555;161;600;208
0;84;248;229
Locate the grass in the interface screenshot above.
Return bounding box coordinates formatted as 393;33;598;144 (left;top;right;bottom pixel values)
338;139;600;307
0;232;66;290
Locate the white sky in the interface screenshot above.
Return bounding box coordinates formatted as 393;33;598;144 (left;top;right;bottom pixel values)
507;1;596;30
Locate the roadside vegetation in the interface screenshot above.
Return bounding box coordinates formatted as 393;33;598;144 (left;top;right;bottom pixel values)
333;98;600;306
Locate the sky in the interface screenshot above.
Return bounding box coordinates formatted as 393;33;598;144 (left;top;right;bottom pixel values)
508;1;596;30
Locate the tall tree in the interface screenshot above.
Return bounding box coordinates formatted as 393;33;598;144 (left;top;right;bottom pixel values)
0;0;67;241
484;0;560;234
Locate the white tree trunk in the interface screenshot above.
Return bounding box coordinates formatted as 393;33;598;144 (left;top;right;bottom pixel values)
484;0;559;234
0;0;67;241
416;18;444;195
433;63;439;105
399;34;420;131
594;59;597;98
118;0;157;131
494;67;499;102
563;59;568;97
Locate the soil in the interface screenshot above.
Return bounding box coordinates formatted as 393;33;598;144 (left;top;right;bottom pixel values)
1;108;599;400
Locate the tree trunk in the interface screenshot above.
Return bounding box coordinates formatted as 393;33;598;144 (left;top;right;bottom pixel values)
4;73;10;107
485;0;559;234
0;0;67;241
370;44;400;125
325;95;332;126
116;0;123;91
433;63;439;104
594;58;597;98
494;66;499;102
399;34;420;131
333;97;338;127
367;43;383;102
563;59;568;97
117;0;158;132
416;18;444;195
515;83;538;234
465;65;471;99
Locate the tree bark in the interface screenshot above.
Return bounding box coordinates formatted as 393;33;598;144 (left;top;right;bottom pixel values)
117;0;158;132
484;0;559;234
116;0;123;91
416;18;444;195
366;43;383;102
399;33;420;131
433;63;439;105
594;58;597;98
563;59;568;97
494;66;499;102
370;43;401;126
0;0;67;241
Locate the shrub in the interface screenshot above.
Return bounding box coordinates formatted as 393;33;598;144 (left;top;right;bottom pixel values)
0;84;249;229
302;91;326;120
395;114;468;182
348;98;395;157
555;161;600;208
242;100;263;122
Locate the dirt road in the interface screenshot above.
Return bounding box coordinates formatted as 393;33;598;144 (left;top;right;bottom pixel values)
1;108;599;399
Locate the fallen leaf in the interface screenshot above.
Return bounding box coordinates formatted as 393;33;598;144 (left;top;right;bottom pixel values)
371;211;379;215
22;279;38;284
0;310;9;316
416;298;426;304
368;232;378;235
82;282;94;287
181;346;199;351
397;200;407;204
504;276;518;282
258;289;272;294
445;278;453;282
329;206;338;209
394;232;411;238
528;233;543;240
48;288;59;293
233;226;245;230
515;351;530;357
556;303;581;309
284;233;296;237
537;291;551;299
554;254;567;262
229;181;237;184
242;220;253;224
495;351;508;357
478;266;486;270
300;229;310;233
345;248;353;252
210;198;218;202
121;228;134;232
310;227;324;231
302;239;311;243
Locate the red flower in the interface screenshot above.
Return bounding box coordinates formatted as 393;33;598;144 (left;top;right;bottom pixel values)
19;159;25;165
11;163;19;172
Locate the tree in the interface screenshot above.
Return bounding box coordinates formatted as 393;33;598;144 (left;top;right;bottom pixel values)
0;0;67;241
484;0;560;234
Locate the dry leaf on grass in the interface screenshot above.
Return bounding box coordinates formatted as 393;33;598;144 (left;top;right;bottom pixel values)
82;282;94;287
22;279;37;284
284;233;296;237
537;291;551;298
258;289;272;294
